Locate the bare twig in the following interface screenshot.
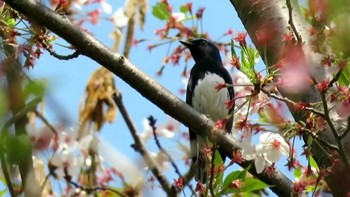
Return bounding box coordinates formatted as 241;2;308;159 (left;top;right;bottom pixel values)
209;146;216;197
112;91;175;196
66;178;129;197
286;0;302;43
328;67;344;89
297;121;339;152
147;116;196;195
320;91;350;168
45;47;80;60
339;116;350;139
34;109;58;135
261;88;325;117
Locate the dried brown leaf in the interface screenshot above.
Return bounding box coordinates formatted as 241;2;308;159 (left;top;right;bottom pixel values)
110;29;123;53
79;67;117;133
124;0;148;29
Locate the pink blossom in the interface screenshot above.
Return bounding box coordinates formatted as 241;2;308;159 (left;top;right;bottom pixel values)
277;66;311;93
26;123;55;151
335;99;350;119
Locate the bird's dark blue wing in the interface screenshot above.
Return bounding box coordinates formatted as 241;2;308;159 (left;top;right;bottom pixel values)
219;67;234;133
186;75;198;163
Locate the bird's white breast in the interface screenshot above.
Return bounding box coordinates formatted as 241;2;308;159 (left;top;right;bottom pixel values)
192;73;230;121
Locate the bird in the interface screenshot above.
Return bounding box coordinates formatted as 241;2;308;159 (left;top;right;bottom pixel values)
180;38;234;183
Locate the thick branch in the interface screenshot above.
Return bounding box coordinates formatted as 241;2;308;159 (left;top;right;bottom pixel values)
2;28;41;197
228;0;350;196
4;0;292;196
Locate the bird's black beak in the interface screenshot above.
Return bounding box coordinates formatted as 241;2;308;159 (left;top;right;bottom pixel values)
180;40;194;48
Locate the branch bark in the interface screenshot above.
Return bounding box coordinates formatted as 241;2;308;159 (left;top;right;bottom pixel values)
4;0;293;196
3;36;41;197
228;0;350;196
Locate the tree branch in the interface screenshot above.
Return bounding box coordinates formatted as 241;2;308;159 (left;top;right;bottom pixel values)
4;0;293;196
228;0;350;196
112;91;175;196
2;24;41;196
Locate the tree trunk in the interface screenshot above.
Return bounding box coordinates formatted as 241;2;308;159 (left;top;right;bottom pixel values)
228;0;350;196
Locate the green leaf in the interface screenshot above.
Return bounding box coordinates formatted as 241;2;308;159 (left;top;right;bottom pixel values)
240;47;259;84
7;135;32;164
0;88;8;116
214;150;224;190
309;156;319;171
221;177;270;195
338;62;350;86
222;167;249;188
0;189;6;197
180;5;188;14
152;2;171;21
231;39;238;58
23;79;47;99
294;167;302;179
239;177;270;193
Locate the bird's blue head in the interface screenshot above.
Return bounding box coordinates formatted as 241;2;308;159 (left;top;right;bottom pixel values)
180;38;221;62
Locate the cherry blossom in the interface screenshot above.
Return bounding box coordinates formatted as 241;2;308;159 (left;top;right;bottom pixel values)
239;131;289;173
52;127;78;152
256;132;290;164
239;131;256;160
100;0;112;14
50;149;80;179
26;123;55;151
149;151;171;171
98;136;144;188
111;8;129;28
277;66;311;94
139;118;178;142
335;99;350;119
72;0;112;14
171;12;185;22
254;154;267;174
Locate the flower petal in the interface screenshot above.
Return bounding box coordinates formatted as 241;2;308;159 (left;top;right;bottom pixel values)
265;148;282;163
255;155;266;173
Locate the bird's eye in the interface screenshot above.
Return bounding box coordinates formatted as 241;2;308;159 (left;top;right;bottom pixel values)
200;40;207;45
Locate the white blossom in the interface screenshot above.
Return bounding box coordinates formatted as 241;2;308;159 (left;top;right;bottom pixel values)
171;12;185;22
139;118;177;142
254;154;266;174
256;132;289;163
112;8;129;28
101;0;112;14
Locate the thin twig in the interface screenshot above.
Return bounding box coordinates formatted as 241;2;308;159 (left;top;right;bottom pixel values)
261;88;325;117
66;179;129;197
45;47;80;60
286;0;302;43
339;116;350;139
147;116;196;195
209;146;216;197
328;67;343;88
34;109;58;135
112;91;175;196
320;91;350;168
297;121;339;152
